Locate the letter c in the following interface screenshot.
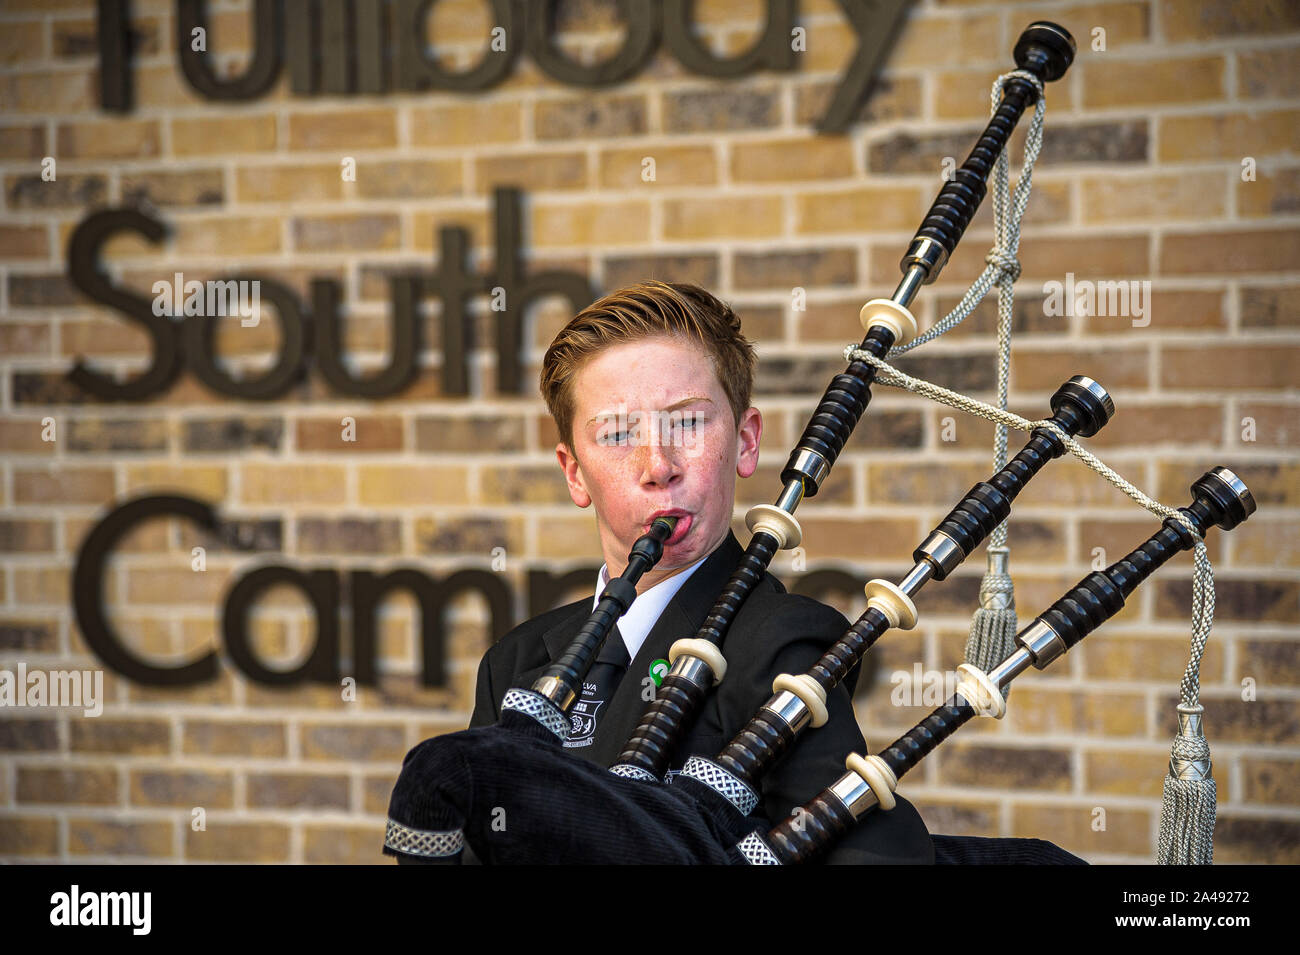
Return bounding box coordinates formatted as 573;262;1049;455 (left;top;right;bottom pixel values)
73;494;220;686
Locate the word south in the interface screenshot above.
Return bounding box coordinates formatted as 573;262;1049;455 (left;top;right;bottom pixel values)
0;663;103;717
50;885;151;935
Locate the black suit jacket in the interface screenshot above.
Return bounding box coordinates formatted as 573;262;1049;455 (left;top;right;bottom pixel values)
470;531;934;864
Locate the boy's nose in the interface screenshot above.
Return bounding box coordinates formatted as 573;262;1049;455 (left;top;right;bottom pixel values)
638;430;682;487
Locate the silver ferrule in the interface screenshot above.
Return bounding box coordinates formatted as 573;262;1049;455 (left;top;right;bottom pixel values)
891;263;928;308
669;653;715;688
915;529;965;579
785;449;830;494
986;646;1034;687
1016;618;1067;669
896;560;935;599
829;772;879;819
979;547;1016;610
1177;704;1205;738
530;674;576;711
774;479;805;514
900;237;949;285
1170;755;1213;780
766;691;814;734
1169;704;1214;780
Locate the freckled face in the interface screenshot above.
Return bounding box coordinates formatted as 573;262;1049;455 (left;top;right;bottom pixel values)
555;335;761;590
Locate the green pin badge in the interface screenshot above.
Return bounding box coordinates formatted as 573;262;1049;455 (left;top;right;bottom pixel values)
649;659;670;687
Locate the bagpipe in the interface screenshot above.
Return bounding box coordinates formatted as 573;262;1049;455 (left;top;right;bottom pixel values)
383;22;1255;865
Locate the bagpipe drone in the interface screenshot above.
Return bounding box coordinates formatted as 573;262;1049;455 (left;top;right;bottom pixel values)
384;22;1255;865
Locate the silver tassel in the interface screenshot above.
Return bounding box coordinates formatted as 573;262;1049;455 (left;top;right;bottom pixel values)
963;547;1017;698
1156;703;1216;864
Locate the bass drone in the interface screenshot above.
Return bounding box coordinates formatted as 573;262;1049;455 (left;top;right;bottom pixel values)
384;21;1245;865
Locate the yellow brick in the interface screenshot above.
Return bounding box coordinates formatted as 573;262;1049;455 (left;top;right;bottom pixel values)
68;818;174;858
411;100;523;146
132;63;208;108
599;145;718;188
236;163;344;203
1008;687;1148;737
1159;109;1300;162
730;138;855;182
357;464;470;505
474;151;587;193
1161;0;1300;41
0;20;45;65
1083;749;1168;797
796;185;926;234
1237;47;1300;99
124;565;232;605
1084;55;1225;108
207;9;254;52
662;195;782;240
293;214;400;252
1234;519;1300;568
172;216;282;256
354;158;464;200
1079;171;1228;222
13;466;115;505
795;17;859;72
532;199;653;246
14;568;70;605
1043;3;1151;46
421;0;497;40
56;117;160;158
288;108;398;151
533;515;603;559
185;822;290;862
207;312;285;357
1012;803;1150;857
8;71;94;115
0;225;48;259
124;464;228;499
0;419;55;453
241;464;349;505
58;318;153;357
886;12;1004;69
296;416;404;452
0;817;58;856
172;114;278;155
1238;166;1300;218
304;825;387;864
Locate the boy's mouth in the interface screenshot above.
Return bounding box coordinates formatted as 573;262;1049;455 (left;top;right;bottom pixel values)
646;510;691;545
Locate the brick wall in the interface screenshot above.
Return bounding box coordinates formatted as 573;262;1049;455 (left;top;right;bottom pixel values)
1;0;1296;864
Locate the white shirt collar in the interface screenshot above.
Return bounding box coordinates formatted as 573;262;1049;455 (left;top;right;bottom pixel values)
593;556;708;662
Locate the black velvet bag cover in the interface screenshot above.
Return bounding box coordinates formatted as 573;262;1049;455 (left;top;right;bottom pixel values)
385;710;765;865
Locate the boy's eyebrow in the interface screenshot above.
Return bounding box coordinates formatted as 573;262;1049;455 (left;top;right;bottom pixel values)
586;395;714;425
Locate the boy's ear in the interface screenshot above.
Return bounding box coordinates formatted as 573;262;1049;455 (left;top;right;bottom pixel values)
555;442;592;508
735;407;762;479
